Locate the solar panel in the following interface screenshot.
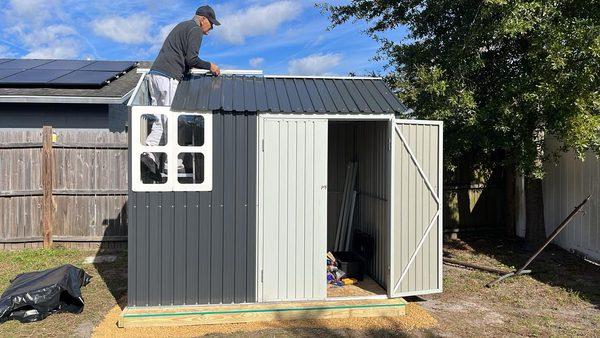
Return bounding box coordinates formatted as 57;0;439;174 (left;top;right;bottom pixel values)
48;70;119;86
33;60;94;70
79;61;137;72
0;59;137;87
0;69;24;80
0;69;73;84
0;59;53;69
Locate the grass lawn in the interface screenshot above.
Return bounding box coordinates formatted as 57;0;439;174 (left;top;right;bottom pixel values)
0;248;127;338
420;236;600;337
0;235;598;337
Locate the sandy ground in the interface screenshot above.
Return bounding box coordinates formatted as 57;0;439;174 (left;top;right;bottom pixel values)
92;302;437;337
3;236;599;337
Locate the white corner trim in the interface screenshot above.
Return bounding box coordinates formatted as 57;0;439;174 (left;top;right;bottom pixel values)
127;71;147;107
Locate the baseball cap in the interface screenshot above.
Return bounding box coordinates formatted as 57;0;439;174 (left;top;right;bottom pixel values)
196;5;221;26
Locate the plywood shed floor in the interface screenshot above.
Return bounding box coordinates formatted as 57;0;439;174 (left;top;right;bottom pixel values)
327;275;387;298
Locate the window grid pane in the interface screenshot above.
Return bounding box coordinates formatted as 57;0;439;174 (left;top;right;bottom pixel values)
177;152;204;184
140;152;167;184
140;114;168;146
178;115;204;146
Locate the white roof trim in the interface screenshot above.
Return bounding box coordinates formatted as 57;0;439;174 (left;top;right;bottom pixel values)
265;75;382;80
190;69;263;75
136;68;382;80
136;68;263;75
0;94;130;104
128;70;147;106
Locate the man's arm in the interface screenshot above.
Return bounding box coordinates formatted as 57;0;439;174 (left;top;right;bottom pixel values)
186;26;211;70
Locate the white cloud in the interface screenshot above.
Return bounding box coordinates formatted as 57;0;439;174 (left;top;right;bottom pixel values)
7;24;80;59
288;53;342;75
0;45;17;58
249;57;264;68
8;0;58;22
3;1;85;58
150;22;177;52
215;1;301;44
24;41;78;59
92;15;153;44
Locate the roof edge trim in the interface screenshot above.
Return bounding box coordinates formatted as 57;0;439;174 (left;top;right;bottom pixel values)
0;94;129;104
136;68;264;76
265;75;383;80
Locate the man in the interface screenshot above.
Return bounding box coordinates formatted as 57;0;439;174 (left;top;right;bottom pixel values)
149;5;221;106
142;5;221;182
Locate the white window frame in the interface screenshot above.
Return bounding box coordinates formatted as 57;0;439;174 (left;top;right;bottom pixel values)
131;106;213;192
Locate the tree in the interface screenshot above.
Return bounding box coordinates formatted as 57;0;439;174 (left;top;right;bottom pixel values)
321;0;600;245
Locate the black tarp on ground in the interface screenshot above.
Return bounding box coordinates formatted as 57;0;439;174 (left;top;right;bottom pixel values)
0;264;91;323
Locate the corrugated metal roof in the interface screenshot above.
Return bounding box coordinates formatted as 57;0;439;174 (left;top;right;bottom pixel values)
171;75;407;114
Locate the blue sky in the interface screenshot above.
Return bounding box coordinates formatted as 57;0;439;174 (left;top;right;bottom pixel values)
0;0;407;76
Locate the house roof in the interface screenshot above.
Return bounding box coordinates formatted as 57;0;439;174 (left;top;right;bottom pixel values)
171;74;407;114
0;61;150;104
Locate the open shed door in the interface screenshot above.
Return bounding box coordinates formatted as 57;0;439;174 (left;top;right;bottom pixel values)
390;120;443;297
258;118;328;302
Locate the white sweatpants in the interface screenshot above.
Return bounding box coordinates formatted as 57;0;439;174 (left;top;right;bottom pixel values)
147;73;179;106
145;74;179;160
145;74;179;147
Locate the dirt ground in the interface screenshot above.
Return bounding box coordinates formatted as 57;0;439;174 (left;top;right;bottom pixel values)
419;236;600;337
1;235;599;337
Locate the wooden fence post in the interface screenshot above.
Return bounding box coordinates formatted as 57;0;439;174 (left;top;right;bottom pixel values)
42;126;54;248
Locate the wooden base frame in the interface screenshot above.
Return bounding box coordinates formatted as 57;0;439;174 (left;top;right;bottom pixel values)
118;298;406;328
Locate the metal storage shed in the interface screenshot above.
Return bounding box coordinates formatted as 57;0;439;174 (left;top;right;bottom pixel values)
124;72;443;324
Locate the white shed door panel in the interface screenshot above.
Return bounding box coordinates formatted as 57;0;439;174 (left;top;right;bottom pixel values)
390;120;443;297
259;118;328;302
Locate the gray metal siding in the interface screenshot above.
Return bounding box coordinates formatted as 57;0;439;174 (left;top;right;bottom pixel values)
171;75;407;114
327;122;356;249
128;112;257;306
327;122;389;288
356;122;389;288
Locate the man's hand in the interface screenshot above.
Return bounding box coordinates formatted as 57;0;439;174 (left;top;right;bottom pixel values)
210;63;221;76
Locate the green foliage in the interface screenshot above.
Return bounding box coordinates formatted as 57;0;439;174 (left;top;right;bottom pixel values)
320;0;600;177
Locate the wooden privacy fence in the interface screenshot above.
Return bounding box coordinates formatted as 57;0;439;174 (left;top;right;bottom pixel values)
0;127;507;249
0;127;128;250
443;183;507;234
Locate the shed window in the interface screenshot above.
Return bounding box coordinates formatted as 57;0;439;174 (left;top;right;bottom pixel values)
178;115;204;146
177;153;204;184
140;152;167;184
140;114;168;146
132;106;213;191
